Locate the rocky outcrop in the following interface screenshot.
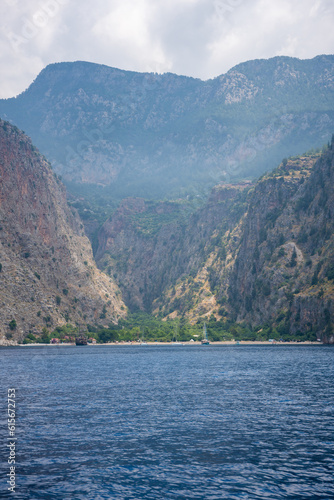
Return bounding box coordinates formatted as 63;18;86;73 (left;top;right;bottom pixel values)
229;143;334;342
0;120;126;344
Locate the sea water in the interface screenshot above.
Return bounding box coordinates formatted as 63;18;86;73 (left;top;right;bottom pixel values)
0;345;333;499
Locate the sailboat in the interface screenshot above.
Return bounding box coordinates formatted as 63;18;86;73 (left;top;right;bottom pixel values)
172;324;183;345
75;327;88;345
75;335;88;346
201;323;210;345
140;328;148;345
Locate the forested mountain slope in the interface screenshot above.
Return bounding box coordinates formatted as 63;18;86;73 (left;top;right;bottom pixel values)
0;55;333;199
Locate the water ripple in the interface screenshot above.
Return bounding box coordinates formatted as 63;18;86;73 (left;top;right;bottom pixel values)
0;345;333;499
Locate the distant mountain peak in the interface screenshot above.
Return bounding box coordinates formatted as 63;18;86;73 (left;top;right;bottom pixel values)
0;55;333;200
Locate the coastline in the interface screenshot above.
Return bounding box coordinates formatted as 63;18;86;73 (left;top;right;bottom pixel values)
5;340;323;347
111;340;323;346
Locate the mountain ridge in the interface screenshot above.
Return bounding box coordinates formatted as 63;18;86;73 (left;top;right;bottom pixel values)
0;55;333;199
4;53;334;97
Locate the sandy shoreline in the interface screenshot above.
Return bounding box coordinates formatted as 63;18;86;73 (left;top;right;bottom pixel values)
108;341;322;346
9;340;323;347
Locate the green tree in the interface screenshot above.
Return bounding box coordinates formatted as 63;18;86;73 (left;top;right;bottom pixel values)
9;319;17;331
41;327;50;343
290;248;297;267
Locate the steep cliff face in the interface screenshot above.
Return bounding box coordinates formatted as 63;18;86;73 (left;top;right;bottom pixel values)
96;185;249;318
229;144;334;342
0;56;333;199
0;120;125;344
96;142;334;342
96;197;185;311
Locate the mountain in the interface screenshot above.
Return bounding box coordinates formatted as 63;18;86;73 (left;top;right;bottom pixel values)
0;120;126;344
0;55;333;199
95;185;248;311
95;140;334;343
229;141;334;342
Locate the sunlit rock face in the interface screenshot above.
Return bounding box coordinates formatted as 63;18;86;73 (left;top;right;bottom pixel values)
0;120;126;344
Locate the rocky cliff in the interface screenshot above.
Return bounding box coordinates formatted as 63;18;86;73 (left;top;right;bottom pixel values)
95;141;334;342
96;184;250;318
0;120;125;344
0;55;333;199
229;142;334;342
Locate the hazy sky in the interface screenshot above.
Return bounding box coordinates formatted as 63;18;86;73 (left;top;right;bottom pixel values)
1;0;333;98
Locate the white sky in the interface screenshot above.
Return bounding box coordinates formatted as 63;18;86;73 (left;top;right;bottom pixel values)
0;0;333;98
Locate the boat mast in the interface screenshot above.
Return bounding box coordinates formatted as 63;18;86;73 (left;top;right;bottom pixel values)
203;322;207;340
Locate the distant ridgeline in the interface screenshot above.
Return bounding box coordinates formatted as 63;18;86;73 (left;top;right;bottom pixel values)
0;55;333;199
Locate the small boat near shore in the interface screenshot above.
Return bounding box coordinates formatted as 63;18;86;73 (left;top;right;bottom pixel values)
201;323;210;345
172;325;183;345
140;328;148;345
75;335;88;346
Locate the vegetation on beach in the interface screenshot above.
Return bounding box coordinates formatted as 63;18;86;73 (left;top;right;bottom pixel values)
21;312;317;344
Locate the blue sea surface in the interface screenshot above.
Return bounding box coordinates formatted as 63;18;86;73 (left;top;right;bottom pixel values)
0;345;334;499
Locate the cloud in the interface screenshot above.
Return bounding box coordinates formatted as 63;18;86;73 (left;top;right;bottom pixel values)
207;0;334;76
0;0;333;98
